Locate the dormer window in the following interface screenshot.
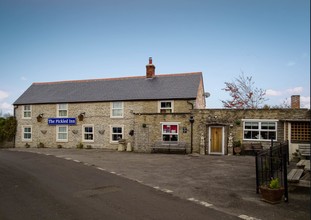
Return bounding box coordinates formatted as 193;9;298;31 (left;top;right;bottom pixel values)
159;101;173;113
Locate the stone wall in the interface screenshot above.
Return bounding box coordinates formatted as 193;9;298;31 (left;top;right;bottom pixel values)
14;99;193;149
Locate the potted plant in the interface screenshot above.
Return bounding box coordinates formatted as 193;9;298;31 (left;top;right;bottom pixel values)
36;114;43;122
233;140;242;155
259;177;285;204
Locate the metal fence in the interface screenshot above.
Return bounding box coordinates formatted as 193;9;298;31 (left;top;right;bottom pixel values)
255;140;289;202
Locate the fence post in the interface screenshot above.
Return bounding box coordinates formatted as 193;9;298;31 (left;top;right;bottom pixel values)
269;139;274;179
283;148;289;202
255;152;259;194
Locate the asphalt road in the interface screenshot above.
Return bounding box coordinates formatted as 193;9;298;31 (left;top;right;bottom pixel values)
0;150;239;220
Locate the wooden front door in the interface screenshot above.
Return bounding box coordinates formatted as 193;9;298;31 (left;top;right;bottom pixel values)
210;127;223;154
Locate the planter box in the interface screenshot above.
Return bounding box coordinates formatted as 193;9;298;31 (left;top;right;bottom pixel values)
259;186;285;204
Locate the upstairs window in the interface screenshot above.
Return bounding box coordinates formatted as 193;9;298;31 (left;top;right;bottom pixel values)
159;101;173;113
23;105;31;119
111;102;123;118
162;123;179;141
243;120;277;141
57;104;68;117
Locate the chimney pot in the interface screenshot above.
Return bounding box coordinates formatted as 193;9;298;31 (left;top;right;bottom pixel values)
146;57;155;78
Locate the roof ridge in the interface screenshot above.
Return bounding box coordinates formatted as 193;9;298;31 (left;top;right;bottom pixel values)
32;72;202;85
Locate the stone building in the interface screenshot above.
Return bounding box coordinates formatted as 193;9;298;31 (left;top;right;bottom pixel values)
13;58;206;150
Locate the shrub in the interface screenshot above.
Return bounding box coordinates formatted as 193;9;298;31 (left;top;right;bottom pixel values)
76;142;83;149
269;178;281;189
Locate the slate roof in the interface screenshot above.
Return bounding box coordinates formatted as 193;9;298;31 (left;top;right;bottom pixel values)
13;72;203;105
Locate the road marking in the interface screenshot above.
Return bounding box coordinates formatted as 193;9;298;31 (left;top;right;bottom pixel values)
239;214;261;220
45;154;51;156
187;198;213;207
199;201;213;207
55;155;64;158
161;189;173;193
65;157;72;160
110;171;116;174
153;186;160;190
96;167;106;171
73;160;80;163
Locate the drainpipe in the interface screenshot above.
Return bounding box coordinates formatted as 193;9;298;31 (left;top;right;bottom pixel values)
189;116;195;154
13;105;18;148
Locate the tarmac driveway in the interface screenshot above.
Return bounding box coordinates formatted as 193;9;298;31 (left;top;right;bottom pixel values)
8;148;310;220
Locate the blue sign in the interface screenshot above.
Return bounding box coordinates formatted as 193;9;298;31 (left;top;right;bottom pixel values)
48;118;76;125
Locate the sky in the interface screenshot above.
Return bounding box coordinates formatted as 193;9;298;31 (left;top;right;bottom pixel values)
0;0;310;115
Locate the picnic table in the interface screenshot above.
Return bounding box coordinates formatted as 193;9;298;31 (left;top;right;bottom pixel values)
287;159;310;187
296;159;310;171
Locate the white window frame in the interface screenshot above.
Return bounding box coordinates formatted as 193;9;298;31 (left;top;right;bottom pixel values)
22;125;32;141
82;124;95;142
56;125;68;142
158;100;174;113
57;103;68;117
161;122;180;142
22;105;32;119
110;125;124;143
242;119;278;141
110;102;124;118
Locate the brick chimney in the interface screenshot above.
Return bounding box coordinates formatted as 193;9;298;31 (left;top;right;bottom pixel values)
291;95;300;109
146;57;155;78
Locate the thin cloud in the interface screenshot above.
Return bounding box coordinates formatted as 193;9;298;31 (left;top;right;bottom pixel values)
286;87;303;94
287;61;296;66
20;76;27;81
0;90;9;100
266;89;282;96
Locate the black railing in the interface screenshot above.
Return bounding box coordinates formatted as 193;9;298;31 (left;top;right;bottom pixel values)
255;140;289;202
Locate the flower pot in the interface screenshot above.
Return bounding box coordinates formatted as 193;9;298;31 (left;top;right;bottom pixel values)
259;186;285;204
234;147;241;155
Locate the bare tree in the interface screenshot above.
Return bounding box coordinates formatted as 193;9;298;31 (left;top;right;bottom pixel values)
221;73;267;109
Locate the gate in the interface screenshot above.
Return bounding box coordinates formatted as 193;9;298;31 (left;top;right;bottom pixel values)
255;140;289;202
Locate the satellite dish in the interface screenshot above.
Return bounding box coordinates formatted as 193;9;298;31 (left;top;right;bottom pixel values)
203;92;210;98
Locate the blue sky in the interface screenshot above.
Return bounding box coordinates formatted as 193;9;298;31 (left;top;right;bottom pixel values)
0;0;310;114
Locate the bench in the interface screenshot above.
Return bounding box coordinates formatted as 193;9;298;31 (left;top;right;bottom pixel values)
242;143;263;156
151;141;187;154
298;144;310;158
287;169;304;183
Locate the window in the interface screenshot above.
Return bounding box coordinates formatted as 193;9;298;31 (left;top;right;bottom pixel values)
162;123;179;141
22;126;32;141
56;126;68;142
111;126;123;142
57;104;68;117
23;105;31;119
159;101;173;113
291;122;310;142
111;102;124;118
83;125;94;142
243;120;277;141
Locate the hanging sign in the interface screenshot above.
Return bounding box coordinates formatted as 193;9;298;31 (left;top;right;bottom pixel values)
48;118;76;125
